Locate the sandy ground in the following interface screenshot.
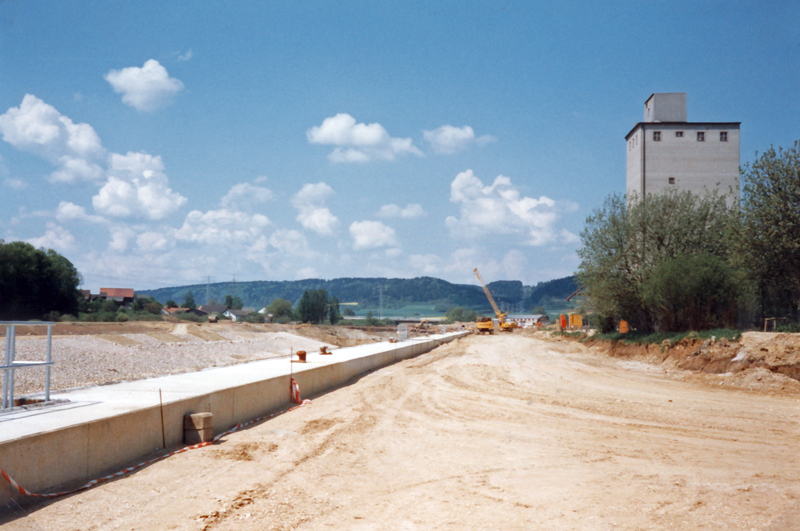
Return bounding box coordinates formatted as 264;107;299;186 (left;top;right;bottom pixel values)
3;333;800;530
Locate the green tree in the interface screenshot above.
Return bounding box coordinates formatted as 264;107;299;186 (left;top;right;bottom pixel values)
445;307;477;323
144;301;162;315
741;140;800;322
224;294;244;310
182;291;196;309
343;307;356;316
641;254;741;332
266;298;294;321
165;299;178;309
329;296;341;325
0;240;81;320
577;190;742;332
100;299;119;313
365;310;379;326
296;289;330;324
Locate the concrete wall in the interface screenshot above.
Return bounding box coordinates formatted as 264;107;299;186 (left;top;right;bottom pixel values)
626;123;740;204
644;93;687;122
0;333;467;494
643;123;740;202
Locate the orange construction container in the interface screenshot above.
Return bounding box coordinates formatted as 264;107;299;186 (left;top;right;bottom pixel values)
569;314;582;329
619;320;629;333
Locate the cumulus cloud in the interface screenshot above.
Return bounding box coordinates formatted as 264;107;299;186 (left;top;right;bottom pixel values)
136;231;173;252
0;94;105;183
291;182;339;235
26;223;77;251
445;169;578;246
221;182;273;210
108;227;137;252
349;220;398;250
104;59;184;112
377;203;427;219
175;209;271;246
92;151;187;219
56;201;105;224
307;113;423;163
423;125;495;154
244;229;323;279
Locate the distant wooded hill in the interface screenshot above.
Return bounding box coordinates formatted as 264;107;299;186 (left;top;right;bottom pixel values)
138;275;577;313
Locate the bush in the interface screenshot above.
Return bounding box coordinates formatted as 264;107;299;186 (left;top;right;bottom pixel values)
641;254;740;332
445;307;477;323
143;302;162;315
115;312;129;322
175;311;205;323
245;312;266;323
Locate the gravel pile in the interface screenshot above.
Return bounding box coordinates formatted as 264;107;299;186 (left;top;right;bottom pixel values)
4;330;333;395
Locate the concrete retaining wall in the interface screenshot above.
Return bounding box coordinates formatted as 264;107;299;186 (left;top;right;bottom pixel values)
0;333;467;494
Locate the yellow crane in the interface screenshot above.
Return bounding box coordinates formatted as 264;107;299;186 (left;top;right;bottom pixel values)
473;268;516;333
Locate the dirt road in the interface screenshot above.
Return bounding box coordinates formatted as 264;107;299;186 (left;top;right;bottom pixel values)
4;334;800;530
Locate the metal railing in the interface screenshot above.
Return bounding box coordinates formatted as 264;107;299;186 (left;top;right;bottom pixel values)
1;321;56;410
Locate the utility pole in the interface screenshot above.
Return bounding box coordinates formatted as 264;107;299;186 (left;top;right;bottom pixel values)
378;285;384;320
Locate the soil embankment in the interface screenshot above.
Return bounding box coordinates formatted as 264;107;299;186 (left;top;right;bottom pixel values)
578;331;800;391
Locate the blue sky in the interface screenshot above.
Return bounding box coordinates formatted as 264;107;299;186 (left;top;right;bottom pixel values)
1;1;798;291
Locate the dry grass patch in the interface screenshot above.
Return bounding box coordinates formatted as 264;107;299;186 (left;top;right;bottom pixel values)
186;325;227;342
148;333;187;343
95;334;141;347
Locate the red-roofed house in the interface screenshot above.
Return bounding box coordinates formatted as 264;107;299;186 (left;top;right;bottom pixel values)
99;288;135;305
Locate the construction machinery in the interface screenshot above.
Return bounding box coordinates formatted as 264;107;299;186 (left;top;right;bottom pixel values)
473;268;516;333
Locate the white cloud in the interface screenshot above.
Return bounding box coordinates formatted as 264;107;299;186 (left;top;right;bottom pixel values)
176;209;271;246
136;231;173;252
291;182;339;235
350;220;398;250
245;229;322;279
0;94;106;183
104;59;184;112
423;125;495;154
221;182;273;210
26;223;77;251
108;227;137;252
56;201;104;224
3;178;27;190
377;203;427;219
93;151;187;219
307;113;423;163
177;49;193;61
444;169;578;246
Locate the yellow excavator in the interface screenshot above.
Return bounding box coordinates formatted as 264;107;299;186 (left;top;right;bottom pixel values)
473;268;516;334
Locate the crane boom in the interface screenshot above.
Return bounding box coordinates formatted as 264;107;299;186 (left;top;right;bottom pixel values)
473;268;505;319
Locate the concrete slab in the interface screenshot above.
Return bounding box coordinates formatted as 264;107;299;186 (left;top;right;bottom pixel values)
0;333;468;493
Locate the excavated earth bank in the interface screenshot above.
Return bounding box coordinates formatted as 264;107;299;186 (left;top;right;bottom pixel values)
581;331;800;390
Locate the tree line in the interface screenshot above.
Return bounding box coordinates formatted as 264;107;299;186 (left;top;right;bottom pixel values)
578;140;800;333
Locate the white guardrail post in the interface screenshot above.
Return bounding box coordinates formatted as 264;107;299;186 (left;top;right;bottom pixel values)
1;321;56;410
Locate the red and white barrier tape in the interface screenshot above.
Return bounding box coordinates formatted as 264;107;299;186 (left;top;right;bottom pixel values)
1;378;311;498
